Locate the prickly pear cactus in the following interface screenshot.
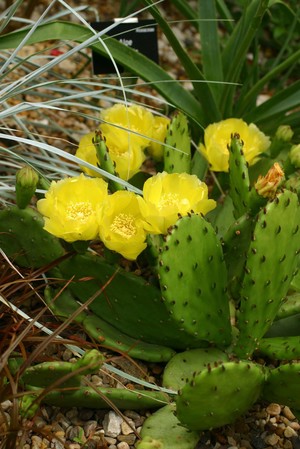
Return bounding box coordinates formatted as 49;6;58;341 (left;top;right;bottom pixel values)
164;111;191;174
228;134;251;218
93;129;124;191
20;351;170;410
44;286;175;362
0;206;64;267
57;253;204;350
257;336;300;360
21;349;104;388
162;348;229;390
136;404;199;449
234;190;300;358
263;363;300;410
158;214;232;348
175;361;265;431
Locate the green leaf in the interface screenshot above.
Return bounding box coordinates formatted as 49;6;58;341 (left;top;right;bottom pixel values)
220;0;269;116
141;0;221;123
198;0;223;103
169;0;198;25
0;21;204;126
236;49;300;117
244;80;300;126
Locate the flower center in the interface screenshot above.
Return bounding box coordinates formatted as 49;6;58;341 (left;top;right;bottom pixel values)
157;193;180;210
66;202;93;222
110;213;136;239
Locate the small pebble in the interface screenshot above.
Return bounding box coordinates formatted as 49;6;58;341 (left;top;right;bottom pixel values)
117;434;136;445
282;406;296;421
66;425;86;443
121;419;135;435
84;420;98;437
284;426;297;438
266;403;281;416
0;400;12;411
65;408;78;421
105;437;117;445
264;433;280;446
117;442;130;449
103;411;123;438
228;436;237;446
79;408;94;421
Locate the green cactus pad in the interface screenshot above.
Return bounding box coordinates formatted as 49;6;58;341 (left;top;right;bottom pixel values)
264;313;300;338
263;363;300;410
158;214;231;347
21;350;104;388
44;284;175;362
93;129;124;192
162;348;229;391
164;111;191;174
290;266;300;291
28;385;170;410
257;336;300;360
228;134;251;219
223;212;256;299
137;404;199;449
58;253;203;350
235;190;300;358
83;315;175;362
276;293;300;320
44;286;87;324
176;361;265;431
0;206;64;268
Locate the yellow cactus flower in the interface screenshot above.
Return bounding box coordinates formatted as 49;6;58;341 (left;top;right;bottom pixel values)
75;132;99;177
75;130;145;181
148;116;170;161
139;172;216;235
100;103;155;150
37;174;108;242
198;118;271;172
104;132;145;180
98;191;148;260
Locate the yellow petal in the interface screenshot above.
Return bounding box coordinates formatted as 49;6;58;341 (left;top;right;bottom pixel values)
141;172;216;235
98;190;147;260
37;174;108;242
198;118;270;172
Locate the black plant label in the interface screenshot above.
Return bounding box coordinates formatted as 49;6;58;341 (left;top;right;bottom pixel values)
91;19;159;74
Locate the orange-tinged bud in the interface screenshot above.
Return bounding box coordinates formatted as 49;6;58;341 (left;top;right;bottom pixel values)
254;162;284;199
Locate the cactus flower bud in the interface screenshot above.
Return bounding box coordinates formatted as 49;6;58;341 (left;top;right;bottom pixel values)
15;165;39;209
270;126;294;158
289;144;300;168
254;162;284;199
275;125;294;142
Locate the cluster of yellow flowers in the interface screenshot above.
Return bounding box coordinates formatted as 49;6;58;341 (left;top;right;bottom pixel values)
37;106;271;261
75;104;170;181
37;172;216;260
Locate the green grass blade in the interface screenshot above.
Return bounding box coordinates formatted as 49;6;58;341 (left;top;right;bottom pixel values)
244;80;300;127
198;0;223;103
216;0;234;32
220;0;269;116
236;48;300;117
0;21;204;126
0;0;23;34
141;0;221;123
169;0;198;24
